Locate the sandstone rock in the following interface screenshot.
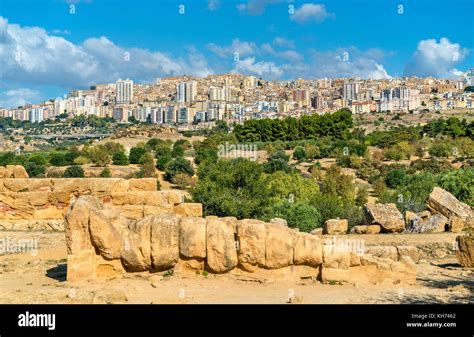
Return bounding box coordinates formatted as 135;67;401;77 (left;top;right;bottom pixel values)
310;228;323;235
143;206;173;217
179;217;207;259
360;254;393;271
390;256;417;274
28;179;53;192
365;246;398;261
27;192;49;206
364;203;405;233
94;253;124;279
396;246;420;264
143;192;169;207
270;217;288;227
111;192;144;205
455;234;474;268
166;190;186;205
65;196;102;254
12;165;29;178
67;250;95;282
129;178;157;191
33;207;65;220
418;210;431;219
450;216;465;233
121;218;151;271
119;205;144;219
3;179;29;192
173;258;205;276
48;192;70;205
150;215;180;271
89;208;123;259
405;213;447;233
322;244;350;269
427;187;474;222
352;225;368;234
53;179;91;195
206;218;238;273
351;224;381;234
293;232;322;267
236;219;266;272
405;211;420;225
350;252;361;266
320;267;349;283
173;203;202;217
265;223;295;269
222;216;238;234
366;225;381;234
323;219;348;235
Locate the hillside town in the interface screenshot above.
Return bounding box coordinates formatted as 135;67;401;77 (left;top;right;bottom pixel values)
2;70;474;127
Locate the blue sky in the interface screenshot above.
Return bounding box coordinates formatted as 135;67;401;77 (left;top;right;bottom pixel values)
0;0;473;107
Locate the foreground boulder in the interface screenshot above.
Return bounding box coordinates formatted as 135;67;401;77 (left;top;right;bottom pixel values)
427;187;474;230
456;234;474;268
364;203;405;233
405;213;448;233
65;196;102;254
121;217;151;271
236;219;266;272
150;215;180;271
206;218;238;273
89;208;123;259
323;219;348;235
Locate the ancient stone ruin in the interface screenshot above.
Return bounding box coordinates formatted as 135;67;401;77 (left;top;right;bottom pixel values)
0;175;472;281
65;194;419;285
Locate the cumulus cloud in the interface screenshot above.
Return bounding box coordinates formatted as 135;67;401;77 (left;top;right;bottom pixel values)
233;57;283;78
0;16;213;89
404;37;469;78
273;37;295;49
207;39;256;58
282;48;391;79
0;88;42;108
290;3;334;23
237;0;283;15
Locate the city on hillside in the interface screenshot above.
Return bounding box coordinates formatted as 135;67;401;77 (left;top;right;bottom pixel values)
1;70;474;127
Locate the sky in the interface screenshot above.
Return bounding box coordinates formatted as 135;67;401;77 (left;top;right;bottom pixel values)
0;0;473;108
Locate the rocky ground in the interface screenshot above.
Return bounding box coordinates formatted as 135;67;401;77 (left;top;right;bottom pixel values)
0;231;472;304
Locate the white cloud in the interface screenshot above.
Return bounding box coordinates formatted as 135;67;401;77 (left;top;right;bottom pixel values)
273;37;295;49
0;88;42;108
207;39;256;58
404;37;469;78
237;0;282;15
282;48;391;79
0;16;213;89
290;3;334;23
233;57;283;78
207;0;220;11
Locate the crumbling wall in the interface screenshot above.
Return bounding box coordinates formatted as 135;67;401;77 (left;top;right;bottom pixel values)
0;178;191;231
66;195;418;285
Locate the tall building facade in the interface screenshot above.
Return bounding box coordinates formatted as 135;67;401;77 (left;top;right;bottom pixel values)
177;81;197;103
343;81;359;101
116;79;134;104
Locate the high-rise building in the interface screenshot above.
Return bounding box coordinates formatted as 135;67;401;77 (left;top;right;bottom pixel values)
343;81;359;101
116;79;134;104
311;96;325;110
177;81;197;103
